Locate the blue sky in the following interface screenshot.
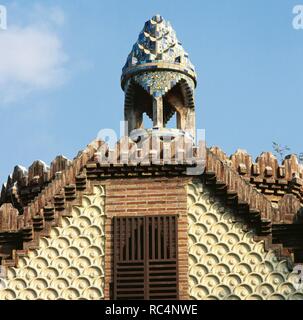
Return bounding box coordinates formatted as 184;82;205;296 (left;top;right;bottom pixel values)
0;0;302;183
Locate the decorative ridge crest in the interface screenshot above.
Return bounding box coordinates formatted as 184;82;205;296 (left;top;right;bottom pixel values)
121;14;197;89
210;146;303;206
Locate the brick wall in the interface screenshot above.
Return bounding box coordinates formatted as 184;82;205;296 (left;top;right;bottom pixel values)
89;176;190;300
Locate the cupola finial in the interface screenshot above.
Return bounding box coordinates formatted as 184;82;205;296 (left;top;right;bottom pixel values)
122;15;197;139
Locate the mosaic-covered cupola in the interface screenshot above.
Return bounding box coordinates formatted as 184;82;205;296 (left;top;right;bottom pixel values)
121;14;197;139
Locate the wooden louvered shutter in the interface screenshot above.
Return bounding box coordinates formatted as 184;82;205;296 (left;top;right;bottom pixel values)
112;215;178;300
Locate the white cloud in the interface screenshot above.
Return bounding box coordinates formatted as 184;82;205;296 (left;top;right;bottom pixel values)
0;6;68;104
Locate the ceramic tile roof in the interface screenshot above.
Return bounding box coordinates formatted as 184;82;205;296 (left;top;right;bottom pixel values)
0;136;302;267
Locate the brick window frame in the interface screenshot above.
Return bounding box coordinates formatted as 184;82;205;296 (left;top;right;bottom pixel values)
101;177;190;300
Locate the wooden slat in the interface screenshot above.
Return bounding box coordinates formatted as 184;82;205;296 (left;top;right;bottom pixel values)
117;281;144;285
137;217;141;260
131;217;135;261
116;270;144;275
116;293;145;298
163;216;167;259
149;277;177;281
149;294;178;297
116;288;144;292
151;216;155;260
149;281;177;285
157;216;161;259
125;217;129;260
117;276;144;280
169;216;173;259
144;216;149;300
116;264;144;269
113;217;118;300
119;218;123;261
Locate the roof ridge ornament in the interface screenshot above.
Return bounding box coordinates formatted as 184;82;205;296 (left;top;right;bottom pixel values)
121;15;197;89
122;15;197;140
